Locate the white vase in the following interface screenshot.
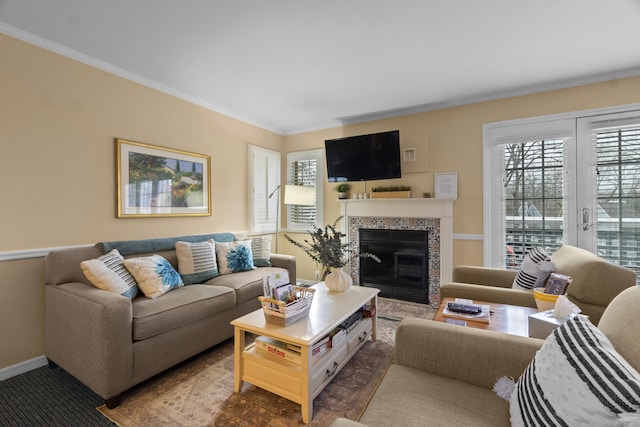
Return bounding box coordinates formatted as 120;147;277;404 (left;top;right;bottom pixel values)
324;267;353;292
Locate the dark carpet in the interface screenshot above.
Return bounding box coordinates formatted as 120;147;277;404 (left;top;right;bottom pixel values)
0;363;115;426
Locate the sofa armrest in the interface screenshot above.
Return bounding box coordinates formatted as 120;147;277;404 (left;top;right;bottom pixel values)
269;253;296;285
452;265;518;288
439;282;536;307
394;318;543;390
45;282;133;400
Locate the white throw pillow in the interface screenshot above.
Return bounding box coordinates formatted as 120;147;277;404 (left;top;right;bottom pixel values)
123;255;183;299
512;246;555;290
80;249;139;299
175;239;218;284
250;235;272;267
510;315;640;426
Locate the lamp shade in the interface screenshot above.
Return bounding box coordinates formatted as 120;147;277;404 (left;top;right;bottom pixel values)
284;185;316;206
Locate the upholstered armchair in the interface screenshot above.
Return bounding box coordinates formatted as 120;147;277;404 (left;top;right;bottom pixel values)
439;244;636;325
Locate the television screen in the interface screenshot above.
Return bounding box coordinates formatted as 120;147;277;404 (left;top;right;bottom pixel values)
325;130;401;182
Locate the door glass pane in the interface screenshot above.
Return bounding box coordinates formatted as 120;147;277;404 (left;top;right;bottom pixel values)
504;139;565;268
595;126;640;277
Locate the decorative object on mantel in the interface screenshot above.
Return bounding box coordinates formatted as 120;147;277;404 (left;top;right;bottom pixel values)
370;185;411;199
422;192;432;198
284;216;380;292
334;183;351;199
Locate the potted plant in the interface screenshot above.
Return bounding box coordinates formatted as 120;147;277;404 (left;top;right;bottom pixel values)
371;185;411;199
284;216;379;292
335;183;351;199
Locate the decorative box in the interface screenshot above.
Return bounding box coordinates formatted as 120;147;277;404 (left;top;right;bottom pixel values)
528;310;569;339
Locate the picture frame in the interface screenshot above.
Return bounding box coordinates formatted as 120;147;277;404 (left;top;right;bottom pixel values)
435;172;458;199
116;138;211;218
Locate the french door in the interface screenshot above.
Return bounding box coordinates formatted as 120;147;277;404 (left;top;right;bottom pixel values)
484;106;640;281
576;112;640;272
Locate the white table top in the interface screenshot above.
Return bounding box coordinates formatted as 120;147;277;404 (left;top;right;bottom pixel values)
231;283;378;346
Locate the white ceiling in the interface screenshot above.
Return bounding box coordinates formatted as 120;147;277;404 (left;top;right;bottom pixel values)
2;1;640;135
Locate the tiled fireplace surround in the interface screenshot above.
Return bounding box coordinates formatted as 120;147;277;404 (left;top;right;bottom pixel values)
339;198;454;305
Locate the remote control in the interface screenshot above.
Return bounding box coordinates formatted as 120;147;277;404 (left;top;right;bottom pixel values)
446;302;482;315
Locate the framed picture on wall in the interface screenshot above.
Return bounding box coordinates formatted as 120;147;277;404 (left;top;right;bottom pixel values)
116;138;211;218
435;172;458;199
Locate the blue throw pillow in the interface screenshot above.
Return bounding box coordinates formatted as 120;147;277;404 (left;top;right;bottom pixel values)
215;241;255;274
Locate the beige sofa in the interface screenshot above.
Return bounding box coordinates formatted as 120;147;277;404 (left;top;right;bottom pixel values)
44;233;295;408
333;285;640;426
439;244;636;325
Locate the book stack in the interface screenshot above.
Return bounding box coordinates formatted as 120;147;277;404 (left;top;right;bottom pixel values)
338;310;364;333
262;271;294;307
255;334;332;365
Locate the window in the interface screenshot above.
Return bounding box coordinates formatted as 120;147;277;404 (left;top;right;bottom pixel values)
503;138;566;266
248;145;280;235
286;149;324;230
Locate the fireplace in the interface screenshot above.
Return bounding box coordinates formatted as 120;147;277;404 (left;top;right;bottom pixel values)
359;228;429;303
339;198;455;306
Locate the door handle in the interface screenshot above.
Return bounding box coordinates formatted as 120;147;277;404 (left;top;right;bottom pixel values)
582;207;593;231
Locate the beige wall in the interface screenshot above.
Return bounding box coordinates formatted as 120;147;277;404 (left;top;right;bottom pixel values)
3;30;640;371
0;34;282;369
283;78;640;282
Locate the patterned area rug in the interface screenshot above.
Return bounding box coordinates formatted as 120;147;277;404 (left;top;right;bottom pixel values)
97;297;436;426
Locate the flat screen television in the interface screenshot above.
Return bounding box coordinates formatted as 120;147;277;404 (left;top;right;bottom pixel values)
325;130;401;182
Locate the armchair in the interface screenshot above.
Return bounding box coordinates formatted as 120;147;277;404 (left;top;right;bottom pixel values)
439;244;636;324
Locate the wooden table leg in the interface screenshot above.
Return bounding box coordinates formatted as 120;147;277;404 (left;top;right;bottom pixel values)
300;345;312;423
233;326;245;392
371;295;378;341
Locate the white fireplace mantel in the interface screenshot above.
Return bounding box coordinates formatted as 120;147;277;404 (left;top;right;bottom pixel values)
339;198;454;285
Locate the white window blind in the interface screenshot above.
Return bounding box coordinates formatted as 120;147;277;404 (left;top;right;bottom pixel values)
287;150;323;230
249;145;280;235
592;123;640;274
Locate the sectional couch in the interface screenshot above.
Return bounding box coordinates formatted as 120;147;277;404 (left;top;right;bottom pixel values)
44;232;295;408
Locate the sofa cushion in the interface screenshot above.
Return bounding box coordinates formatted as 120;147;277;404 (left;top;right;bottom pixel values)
207;266;286;305
215;240;255;274
80;249;139;299
512;246;554;290
510;314;640;426
132;284;235;340
359;364;509;427
124;255;184;299
175;239;219;285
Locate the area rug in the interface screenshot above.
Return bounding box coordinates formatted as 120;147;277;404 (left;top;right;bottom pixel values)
98;297;436;427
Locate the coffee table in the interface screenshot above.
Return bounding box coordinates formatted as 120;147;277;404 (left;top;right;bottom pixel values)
434;297;538;337
231;282;379;423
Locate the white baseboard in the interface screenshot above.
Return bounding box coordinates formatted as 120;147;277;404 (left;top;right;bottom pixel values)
0;355;48;381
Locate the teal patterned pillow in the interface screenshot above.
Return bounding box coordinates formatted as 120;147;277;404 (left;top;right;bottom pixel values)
80;249;139;299
175;239;218;284
215;240;255;274
123;255;183;299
